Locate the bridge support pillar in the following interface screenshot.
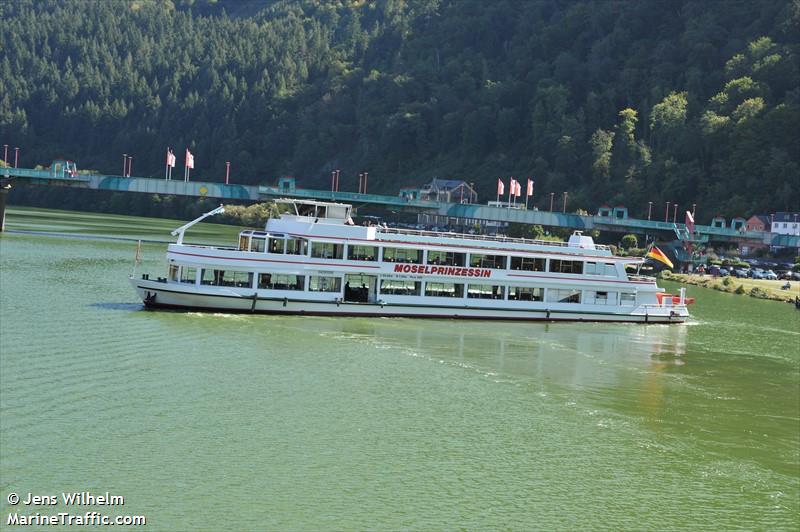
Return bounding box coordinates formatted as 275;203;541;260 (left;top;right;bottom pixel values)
0;185;8;232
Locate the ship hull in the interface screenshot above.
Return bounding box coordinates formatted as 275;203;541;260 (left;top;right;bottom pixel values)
131;278;687;323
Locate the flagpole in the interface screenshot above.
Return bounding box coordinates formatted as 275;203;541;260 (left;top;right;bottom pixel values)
131;239;142;278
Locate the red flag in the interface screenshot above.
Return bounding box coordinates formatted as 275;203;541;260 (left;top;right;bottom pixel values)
166;149;176;167
497;178;504;196
515;180;522;197
185;149;194;169
685;211;695;234
527;179;533;196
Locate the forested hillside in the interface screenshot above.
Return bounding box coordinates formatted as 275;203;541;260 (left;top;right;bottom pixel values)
1;0;798;220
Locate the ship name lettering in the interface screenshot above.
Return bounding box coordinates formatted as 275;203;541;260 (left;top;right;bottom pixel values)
392;264;491;278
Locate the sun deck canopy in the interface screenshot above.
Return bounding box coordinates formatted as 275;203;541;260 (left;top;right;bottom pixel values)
275;199;353;225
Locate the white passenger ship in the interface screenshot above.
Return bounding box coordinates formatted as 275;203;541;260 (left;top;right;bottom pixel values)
130;199;691;323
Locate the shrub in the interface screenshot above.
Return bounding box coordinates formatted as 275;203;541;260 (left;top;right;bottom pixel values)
621;234;638;249
734;285;745;294
722;277;733;287
749;287;768;298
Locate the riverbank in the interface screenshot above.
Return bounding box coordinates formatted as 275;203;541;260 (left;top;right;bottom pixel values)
660;271;799;303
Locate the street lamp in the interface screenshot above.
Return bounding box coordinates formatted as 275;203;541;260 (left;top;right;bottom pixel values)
673;203;678;223
549;192;555;212
562;192;568;213
123;154;127;176
3;145;7;166
225;161;231;185
665;201;670;222
647;201;653;221
14;147;19;168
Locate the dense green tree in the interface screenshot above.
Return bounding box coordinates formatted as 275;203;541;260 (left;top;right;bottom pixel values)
1;0;797;221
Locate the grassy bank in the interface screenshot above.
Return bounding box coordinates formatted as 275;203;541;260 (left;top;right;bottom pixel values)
661;271;799;303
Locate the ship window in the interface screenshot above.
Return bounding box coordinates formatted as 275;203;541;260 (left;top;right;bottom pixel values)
510;256;546;271
424;282;464;298
469;253;506;269
508;286;543;301
586;291;616;305
250;237;266;253
379;279;421;296
347;245;378;261
169;264;179;281
180;267;197;284
549;259;584;274
382;247;422;264
546;288;581;304
427;250;465;266
620;292;636;306
467;284;505;299
201;269;253;288
308;276;341;293
585;261;617;276
238;235;250;251
285;237;308;255
311;242;344;259
258;273;304;291
269;238;285;254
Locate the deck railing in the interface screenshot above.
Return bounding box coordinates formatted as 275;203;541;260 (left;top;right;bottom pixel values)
378;227;611;251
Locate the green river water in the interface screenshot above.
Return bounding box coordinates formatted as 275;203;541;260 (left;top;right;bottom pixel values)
1;208;798;530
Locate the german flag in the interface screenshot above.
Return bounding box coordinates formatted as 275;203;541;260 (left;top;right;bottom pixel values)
647;246;674;269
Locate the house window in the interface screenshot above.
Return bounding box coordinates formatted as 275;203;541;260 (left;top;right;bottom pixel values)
508;286;543;301
467;284;505;299
424;282;464;298
469;253;506;269
258;273;304;291
308;276;341;292
382;247;422;264
347;245;378;261
427;250;465;266
310;242;344;259
510;256;546;271
379;279;421;295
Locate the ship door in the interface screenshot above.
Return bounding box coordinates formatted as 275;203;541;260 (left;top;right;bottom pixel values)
344;273;377;303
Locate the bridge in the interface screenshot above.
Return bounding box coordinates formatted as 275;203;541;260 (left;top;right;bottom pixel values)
2;162;797;254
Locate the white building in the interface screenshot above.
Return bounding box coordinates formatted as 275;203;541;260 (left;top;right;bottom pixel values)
771;212;800;236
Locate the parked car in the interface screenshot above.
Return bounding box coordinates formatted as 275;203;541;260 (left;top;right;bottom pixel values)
764;270;778;280
792;271;800;281
777;270;793;280
718;268;730;277
732;268;750;278
749;268;765;279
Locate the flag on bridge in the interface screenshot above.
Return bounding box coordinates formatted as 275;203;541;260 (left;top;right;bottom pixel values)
527;179;534;196
497;178;504;196
514;180;522;197
185;149;194;169
685;210;695;234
